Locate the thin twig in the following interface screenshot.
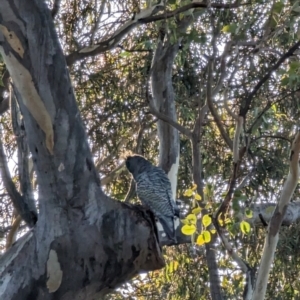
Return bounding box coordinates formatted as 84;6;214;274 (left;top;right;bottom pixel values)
51;0;61;18
90;0;107;44
213;218;251;273
146;63;193;139
240;41;300;117
139;1;251;23
101;162;125;185
148;103;193;138
252;134;291;144
233;117;243;163
215;116;247;218
66;1;251;65
207;60;233;149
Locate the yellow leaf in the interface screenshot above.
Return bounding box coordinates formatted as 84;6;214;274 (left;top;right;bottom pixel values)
181;224;196;235
181;219;189;225
195;193;202;201
240;220;251;234
191;183;197;191
169;262;174;273
186;214;197;224
169;261;178;273
224;217;232;224
218;218;224;226
229;126;235;138
192;207;201;214
196;234;205;246
210;229;216;234
222;276;228;288
202;214;212;227
202;230;211;243
173;260;179;271
205;202;212;209
218;213;231;226
184;189;193;197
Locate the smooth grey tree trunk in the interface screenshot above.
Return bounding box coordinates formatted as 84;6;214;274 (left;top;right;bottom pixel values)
151;37;180;188
0;1;165;299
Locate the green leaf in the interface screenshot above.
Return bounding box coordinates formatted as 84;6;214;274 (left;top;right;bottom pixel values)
273;2;284;14
281;75;289;86
232;198;240;212
184;189;193;197
221;24;237;34
288;61;300;73
195;193;202;201
119;51;130;58
233;190;242;198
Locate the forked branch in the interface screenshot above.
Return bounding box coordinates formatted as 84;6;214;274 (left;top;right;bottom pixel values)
252;131;300;300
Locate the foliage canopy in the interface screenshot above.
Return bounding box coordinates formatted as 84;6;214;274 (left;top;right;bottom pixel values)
1;0;300;299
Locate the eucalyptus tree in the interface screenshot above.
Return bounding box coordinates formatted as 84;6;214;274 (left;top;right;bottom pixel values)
0;0;300;300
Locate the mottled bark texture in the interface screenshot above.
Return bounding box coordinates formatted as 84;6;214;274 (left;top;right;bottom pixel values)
151;38;180;186
0;1;164;299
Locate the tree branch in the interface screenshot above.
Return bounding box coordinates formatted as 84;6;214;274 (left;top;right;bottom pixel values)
233;117;243;163
139;1;251;23
6;213;22;249
215;118;246;218
101;162;125;185
240;41;300;117
224;96;239;121
51;0;61;19
252;134;291;144
66;1;249;66
252;131;300;300
0;96;9;115
0;70;10;116
66;2;164;65
207;60;233;149
247;91;296;135
124;125;146;203
149;103;193;138
90;0;107;44
213;218;254;299
0;129;36;227
11;91;37;221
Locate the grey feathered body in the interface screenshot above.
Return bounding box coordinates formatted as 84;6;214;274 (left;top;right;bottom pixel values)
126;155;179;242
